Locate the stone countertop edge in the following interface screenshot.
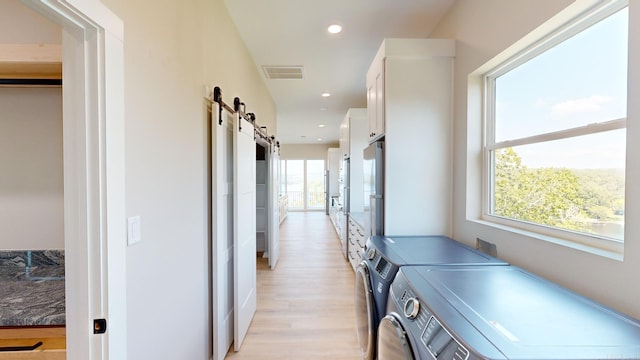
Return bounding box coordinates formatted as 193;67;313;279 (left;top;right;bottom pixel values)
0;250;65;327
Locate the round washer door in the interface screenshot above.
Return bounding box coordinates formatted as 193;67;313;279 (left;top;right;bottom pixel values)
355;262;376;360
377;314;414;360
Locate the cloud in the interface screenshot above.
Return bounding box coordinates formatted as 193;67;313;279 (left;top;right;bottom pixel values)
535;98;550;108
551;95;613;115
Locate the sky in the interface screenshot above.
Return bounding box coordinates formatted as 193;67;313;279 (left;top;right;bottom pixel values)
494;7;628;170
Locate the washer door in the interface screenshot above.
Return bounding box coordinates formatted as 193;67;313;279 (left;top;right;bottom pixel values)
355;262;376;360
377;314;414;360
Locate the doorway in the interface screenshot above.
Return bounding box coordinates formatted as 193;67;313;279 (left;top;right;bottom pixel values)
0;6;64;353
280;159;326;211
255;139;280;268
12;0;127;359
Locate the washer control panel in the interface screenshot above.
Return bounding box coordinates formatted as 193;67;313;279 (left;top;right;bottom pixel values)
422;316;469;360
374;254;392;279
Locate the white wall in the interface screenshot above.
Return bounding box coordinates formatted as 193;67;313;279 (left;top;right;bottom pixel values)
0;88;63;250
0;0;61;44
0;0;63;250
96;0;276;358
430;0;640;319
280;143;338;161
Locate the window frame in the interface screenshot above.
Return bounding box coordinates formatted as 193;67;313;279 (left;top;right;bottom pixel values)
481;0;629;254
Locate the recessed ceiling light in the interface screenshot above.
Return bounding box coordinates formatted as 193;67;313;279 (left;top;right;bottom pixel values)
317;138;323;141
320;107;328;111
318;124;325;128
327;24;342;34
321;92;331;97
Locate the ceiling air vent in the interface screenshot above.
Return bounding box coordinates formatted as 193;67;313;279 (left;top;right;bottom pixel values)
262;65;304;80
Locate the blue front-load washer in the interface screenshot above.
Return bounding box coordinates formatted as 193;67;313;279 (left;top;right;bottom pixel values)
354;236;508;360
379;265;640;360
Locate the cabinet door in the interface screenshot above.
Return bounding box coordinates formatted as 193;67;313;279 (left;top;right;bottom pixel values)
374;68;384;138
367;62;385;142
340;116;350;159
327;148;341;197
367;82;376;141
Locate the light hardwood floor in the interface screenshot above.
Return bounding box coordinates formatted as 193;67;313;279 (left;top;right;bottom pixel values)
225;211;361;360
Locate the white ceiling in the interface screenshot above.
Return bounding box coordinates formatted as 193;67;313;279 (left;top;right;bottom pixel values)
224;0;456;145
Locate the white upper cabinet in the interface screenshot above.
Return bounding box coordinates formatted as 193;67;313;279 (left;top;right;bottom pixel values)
366;38;456;236
340;108;367;160
366;59;384;142
366;39;455;144
327;148;341;197
340;108;367;213
339;117;350;159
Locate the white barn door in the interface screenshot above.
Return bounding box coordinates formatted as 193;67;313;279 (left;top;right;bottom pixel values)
211;104;234;360
233;113;257;351
268;144;280;269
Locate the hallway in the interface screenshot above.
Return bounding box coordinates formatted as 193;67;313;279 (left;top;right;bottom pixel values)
225;211;361;359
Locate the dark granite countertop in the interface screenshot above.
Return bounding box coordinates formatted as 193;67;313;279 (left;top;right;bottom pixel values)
0;250;65;327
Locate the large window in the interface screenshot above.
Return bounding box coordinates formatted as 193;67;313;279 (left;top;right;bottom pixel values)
483;3;628;249
280;159;326;210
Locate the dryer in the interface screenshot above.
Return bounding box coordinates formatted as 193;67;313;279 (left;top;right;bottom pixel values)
354;236;508;360
379;265;640;359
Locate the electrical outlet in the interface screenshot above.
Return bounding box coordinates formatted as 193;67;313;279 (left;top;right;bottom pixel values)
127;216;141;246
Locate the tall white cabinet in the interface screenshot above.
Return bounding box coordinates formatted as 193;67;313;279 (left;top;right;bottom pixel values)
340;108;368;263
327;148;341;198
327;147;342;236
366;38;455;236
340;108;368;214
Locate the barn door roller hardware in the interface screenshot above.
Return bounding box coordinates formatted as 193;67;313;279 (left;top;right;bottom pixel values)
212;86;234;125
208;86;275;144
234;96;256;133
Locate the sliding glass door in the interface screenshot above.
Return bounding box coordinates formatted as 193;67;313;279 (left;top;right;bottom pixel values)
280;159;325;211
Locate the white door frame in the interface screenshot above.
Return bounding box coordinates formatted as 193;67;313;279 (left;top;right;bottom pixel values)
21;1;127;359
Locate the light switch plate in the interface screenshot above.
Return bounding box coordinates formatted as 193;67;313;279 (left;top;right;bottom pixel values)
127;216;141;246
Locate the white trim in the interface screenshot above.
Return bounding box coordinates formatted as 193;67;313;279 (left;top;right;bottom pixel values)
481;214;624;254
65;0;124;39
21;1;127;359
487;118;627;150
474;0;628;77
470;218;623;261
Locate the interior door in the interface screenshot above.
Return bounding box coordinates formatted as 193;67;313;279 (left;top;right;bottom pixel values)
268;143;280;269
211;103;234;360
233;113;257;351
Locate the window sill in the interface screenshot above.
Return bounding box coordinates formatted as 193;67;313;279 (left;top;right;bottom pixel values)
468;218;623;262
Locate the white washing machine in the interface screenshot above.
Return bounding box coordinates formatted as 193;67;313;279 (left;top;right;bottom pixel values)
379;265;640;359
